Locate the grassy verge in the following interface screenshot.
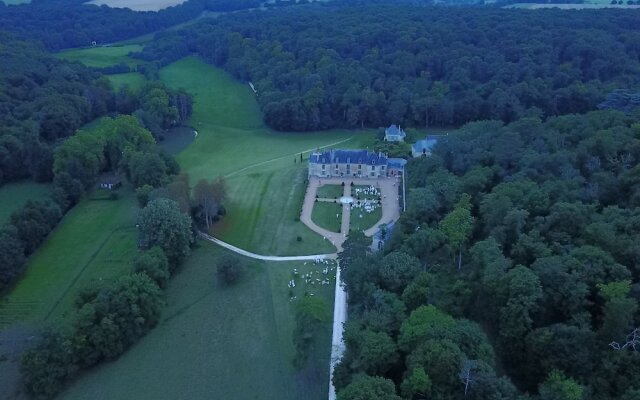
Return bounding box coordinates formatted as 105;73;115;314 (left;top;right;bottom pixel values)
316;184;344;199
0;181;51;225
58;242;335;400
311;201;342;233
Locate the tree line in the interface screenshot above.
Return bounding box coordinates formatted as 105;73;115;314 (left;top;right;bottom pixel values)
136;4;640;131
334;109;640;399
19;171;231;398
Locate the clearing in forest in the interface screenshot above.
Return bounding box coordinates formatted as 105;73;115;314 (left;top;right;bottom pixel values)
0;181;50;225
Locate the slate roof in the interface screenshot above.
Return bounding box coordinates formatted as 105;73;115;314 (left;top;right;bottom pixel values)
310;149;388;165
385;124;406;139
387;158;407;170
412;135;440;154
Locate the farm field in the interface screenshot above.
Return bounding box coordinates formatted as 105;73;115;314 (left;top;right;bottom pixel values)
311;202;342;233
160;57;375;255
57;44;143;68
0;188;137;329
58;242;335;400
0;181;51;224
85;0;186;11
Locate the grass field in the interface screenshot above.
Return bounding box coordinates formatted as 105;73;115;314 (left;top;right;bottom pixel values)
107;72;146;90
160;57;375;255
58;242;335;400
311;202;342;233
57;44;143;68
0;188;137;329
316;184;344;199
0;181;51;225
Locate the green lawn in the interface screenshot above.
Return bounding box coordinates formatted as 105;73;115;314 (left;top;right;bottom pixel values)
0;188;137;329
160;57;375;254
311;201;342;233
107;72;146;91
350;203;382;232
0;181;51;225
316;184;344;199
58;242;335;400
56;44;143;68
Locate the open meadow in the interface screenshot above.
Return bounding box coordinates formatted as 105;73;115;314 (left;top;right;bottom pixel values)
0;181;50;225
58;243;335;400
57;44;146;90
160;57;375;255
57;44;143;68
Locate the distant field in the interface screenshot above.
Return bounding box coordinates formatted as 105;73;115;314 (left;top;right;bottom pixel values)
57;44;143;68
0;189;137;329
506;2;640;8
0;181;50;225
2;0;30;4
160;57;375;255
107;72;146;90
58;243;335;400
85;0;186;11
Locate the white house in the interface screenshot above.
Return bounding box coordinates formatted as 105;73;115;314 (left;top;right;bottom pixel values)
384;124;406;142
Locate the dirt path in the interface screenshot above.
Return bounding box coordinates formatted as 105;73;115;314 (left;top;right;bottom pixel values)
199;232;336;261
328;263;346;400
223;137;355;179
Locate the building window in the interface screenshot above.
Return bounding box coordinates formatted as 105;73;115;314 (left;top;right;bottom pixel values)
358;164;362;170
322;164;326;170
371;172;375;177
372;165;376;171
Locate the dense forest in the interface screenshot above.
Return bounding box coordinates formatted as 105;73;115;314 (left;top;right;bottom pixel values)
335;109;640;399
0;32;112;184
137;4;640;131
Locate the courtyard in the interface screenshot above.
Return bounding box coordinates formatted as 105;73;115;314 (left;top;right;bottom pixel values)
300;176;402;251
